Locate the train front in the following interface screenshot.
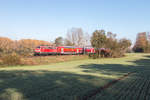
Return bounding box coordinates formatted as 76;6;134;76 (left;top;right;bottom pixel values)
34;46;57;56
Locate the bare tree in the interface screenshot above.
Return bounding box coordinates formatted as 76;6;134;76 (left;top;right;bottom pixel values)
64;39;73;46
83;32;91;46
65;28;88;46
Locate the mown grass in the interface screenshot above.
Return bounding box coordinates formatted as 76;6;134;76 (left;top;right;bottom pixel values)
0;53;150;100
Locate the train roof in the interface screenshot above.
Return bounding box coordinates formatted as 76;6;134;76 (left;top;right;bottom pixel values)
57;46;83;48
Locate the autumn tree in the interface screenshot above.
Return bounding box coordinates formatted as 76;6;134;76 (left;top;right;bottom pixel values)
17;39;51;56
118;38;132;56
133;32;148;52
105;32;131;57
105;32;117;49
0;36;51;56
0;37;14;55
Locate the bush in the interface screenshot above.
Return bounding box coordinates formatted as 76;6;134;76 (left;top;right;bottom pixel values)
1;53;22;66
88;53;99;59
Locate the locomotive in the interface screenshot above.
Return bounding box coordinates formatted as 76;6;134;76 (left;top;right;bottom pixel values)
34;46;95;56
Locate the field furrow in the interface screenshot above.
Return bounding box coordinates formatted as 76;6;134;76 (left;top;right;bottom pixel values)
0;53;150;100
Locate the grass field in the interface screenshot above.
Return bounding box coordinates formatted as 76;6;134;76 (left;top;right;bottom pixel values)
0;53;150;100
0;55;89;66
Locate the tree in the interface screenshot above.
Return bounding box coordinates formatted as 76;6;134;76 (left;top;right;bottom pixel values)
119;38;132;54
0;37;14;54
0;36;51;56
91;30;107;48
105;31;131;57
90;30;132;58
105;32;117;50
66;28;86;46
16;39;51;56
64;39;73;46
107;32;116;39
55;37;64;46
133;32;148;52
83;32;91;46
119;39;131;49
91;30;107;58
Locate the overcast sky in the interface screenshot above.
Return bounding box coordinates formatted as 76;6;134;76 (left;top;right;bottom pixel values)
0;0;150;44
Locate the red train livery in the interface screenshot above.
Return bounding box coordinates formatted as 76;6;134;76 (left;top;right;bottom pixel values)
34;46;95;56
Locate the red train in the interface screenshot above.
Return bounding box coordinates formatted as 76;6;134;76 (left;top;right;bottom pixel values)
34;46;95;56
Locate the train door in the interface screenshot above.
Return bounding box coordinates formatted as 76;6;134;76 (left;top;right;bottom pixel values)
93;48;95;53
40;46;45;54
76;49;79;54
61;48;64;54
91;48;93;53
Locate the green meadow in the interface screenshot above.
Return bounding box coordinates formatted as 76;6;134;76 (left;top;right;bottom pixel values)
0;53;150;100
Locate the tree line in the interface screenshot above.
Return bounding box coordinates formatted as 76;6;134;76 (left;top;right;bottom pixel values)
54;28;131;58
0;37;51;56
2;28;150;66
2;28;149;59
90;30;131;58
0;28;132;58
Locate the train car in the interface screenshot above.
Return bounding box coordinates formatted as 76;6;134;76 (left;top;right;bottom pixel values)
34;46;57;56
84;47;95;54
57;46;84;55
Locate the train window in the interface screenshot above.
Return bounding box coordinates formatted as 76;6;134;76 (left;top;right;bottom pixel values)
46;47;56;49
44;47;51;49
36;46;40;48
52;47;56;49
64;46;76;49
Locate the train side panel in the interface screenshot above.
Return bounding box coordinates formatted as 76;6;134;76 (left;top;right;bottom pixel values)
57;46;84;55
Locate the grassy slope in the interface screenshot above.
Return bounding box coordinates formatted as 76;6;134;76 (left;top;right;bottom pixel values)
0;55;89;66
0;53;150;100
22;55;89;65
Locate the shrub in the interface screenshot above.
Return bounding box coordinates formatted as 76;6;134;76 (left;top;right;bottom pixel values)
88;52;99;59
1;52;22;66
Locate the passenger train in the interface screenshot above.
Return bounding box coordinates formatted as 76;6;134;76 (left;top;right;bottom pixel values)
34;46;95;56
